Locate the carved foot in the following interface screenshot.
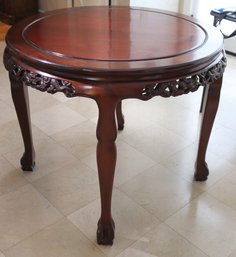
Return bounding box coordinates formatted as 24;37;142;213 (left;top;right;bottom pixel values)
97;218;115;245
118;123;124;131
194;162;209;181
20;152;35;172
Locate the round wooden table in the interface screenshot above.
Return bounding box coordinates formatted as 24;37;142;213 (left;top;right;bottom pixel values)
3;6;226;245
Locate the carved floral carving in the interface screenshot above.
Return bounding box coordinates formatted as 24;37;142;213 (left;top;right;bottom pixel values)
3;48;76;97
4;47;227;100
141;56;227;100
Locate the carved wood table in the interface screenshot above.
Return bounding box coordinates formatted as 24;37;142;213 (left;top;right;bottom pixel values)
3;6;226;245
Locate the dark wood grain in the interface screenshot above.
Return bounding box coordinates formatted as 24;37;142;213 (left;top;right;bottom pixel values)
4;6;226;245
5;7;223;83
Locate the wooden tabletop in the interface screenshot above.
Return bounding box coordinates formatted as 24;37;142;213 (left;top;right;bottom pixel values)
6;6;224;83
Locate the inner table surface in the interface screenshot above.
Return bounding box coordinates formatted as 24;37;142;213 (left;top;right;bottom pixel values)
23;8;204;61
6;6;223;80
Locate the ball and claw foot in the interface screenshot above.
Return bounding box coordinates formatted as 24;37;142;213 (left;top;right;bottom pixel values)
20;153;35;172
97;219;115;245
194;162;209;181
118;123;124;131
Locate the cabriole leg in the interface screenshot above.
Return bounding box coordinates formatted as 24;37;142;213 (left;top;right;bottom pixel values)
195;78;223;181
10;74;35;171
95;96;118;245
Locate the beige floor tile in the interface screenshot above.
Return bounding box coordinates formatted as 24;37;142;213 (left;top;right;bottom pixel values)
65;97;98;119
0;120;48;156
0;184;62;250
167;87;203;112
52;92;70;102
68;189;160;257
117;99;156;134
0;156;28;196
208;171;236;212
4;137;78;182
119;164;203;221
213;76;236;130
160;143;197;180
52;120;97;159
116;223;208;257
216;103;236;131
0;41;6;53
3;219;106;257
33;161;100;215
31;104;86;135
120;98;166;124
28;87;61;113
121;122;192;163
208;126;236;165
50;93;67;103
156;107;201;142
162;143;235;190
0;65;6;75
0;100;16;125
166;193;236;257
114;140;157;186
123;97;183;118
0;73;13;106
117;249;158;257
81;139;157;186
0;58;7;75
0;121;25;156
0;253;5;257
120;97;197;135
123;97;201;142
229;249;236;257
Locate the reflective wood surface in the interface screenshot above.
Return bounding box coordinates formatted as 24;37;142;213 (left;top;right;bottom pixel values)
6;7;223;82
4;6;226;245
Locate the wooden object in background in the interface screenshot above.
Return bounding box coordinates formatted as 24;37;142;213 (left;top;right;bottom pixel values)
0;0;38;24
0;22;10;40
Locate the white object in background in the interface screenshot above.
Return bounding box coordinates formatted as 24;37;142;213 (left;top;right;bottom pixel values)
38;0;72;12
192;0;236;55
224;36;236;55
38;0;123;11
74;0;129;6
130;0;179;12
74;0;107;6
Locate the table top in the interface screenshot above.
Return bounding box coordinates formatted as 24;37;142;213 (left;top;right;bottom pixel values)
6;6;224;84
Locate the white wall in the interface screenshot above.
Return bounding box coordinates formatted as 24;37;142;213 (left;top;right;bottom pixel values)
74;0;129;5
38;0;129;11
192;0;236;54
39;0;182;11
74;0;108;6
194;0;236;22
38;0;72;12
130;0;180;12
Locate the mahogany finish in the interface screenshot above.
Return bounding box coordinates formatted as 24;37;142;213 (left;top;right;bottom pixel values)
3;6;226;245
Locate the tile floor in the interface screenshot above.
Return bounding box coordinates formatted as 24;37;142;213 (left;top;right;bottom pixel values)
0;39;236;257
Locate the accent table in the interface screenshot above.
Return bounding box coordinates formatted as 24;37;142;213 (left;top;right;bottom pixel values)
3;6;226;245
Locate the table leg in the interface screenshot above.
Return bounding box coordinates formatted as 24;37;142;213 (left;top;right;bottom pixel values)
10;74;35;171
96;96;118;245
195;77;223;181
199;86;207;113
116;100;124;130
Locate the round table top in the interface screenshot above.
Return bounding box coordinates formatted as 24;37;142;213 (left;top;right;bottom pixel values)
6;6;224;83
